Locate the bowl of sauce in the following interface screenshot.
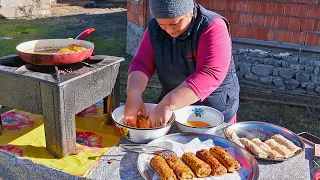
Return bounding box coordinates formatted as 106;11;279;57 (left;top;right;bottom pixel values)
173;105;224;134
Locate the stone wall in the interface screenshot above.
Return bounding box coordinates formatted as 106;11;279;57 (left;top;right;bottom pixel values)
0;0;51;19
233;43;320;96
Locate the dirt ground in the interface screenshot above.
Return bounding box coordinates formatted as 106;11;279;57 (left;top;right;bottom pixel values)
1;1;319;137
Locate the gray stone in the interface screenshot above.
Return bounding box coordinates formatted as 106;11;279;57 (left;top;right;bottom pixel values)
304;66;314;73
311;75;320;85
273;78;285;88
281;61;290;68
285;79;300;90
307;60;315;66
299;57;308;65
232;49;240;55
235;55;246;62
252;65;274;77
283;56;298;63
274;61;282;67
246;56;257;64
314;67;320;75
296;71;310;82
264;58;274;65
300;82;308;88
279;68;294;79
315;60;320;67
259;77;273;84
290;63;304;70
306;84;315;92
244;74;259;81
315;86;320;93
236;71;244;80
239;63;251;75
273;68;280;76
256;58;265;64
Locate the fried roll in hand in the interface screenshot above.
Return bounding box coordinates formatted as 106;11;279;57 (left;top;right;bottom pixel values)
240;138;268;158
265;139;294;158
209;146;241;173
224;128;245;148
182;152;211;178
271;134;302;153
165;155;194;180
251;138;283;159
150;156;176;180
196;149;227;176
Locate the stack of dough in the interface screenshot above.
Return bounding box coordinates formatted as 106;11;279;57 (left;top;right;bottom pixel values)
265;139;294;158
271;134;302;153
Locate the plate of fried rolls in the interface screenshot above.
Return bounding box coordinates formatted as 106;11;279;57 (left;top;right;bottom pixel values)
137;133;259;180
224;121;304;161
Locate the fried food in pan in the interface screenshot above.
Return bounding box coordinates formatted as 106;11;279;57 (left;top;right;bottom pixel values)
137;115;149;128
265;139;294;158
240;138;268;158
271;134;302;153
151;155;177;180
182;152;211;178
224;128;245;148
165;155;194;180
251;138;283;159
196;149;227;176
209;146;241;173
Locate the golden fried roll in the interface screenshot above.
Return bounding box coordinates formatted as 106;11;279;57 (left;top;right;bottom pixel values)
150;156;177;180
240;138;268;158
251;138;283;159
196;149;227;176
137;115;149;128
209;146;241;173
271;134;302;153
224;128;245;148
165;155;194;180
182;152;211;178
265;139;294;158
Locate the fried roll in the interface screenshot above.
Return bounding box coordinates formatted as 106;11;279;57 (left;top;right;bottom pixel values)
137;115;149;128
239;138;268;158
271;134;302;153
196;149;227;176
150;156;177;180
182;152;211;178
165;155;194;180
224;128;245;148
251;138;283;159
265;139;294;158
209;146;241;173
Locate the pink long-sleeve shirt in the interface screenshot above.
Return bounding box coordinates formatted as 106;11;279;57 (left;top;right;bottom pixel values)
128;18;232;102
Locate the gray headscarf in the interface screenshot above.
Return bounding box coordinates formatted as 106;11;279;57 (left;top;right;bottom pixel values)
149;0;195;19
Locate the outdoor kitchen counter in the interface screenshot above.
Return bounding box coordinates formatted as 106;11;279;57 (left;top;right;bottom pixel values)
0;122;314;180
89;123;314;180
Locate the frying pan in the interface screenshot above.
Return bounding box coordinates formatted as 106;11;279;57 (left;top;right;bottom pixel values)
16;28;95;66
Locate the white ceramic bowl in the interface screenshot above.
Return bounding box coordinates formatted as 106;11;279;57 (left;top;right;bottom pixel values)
112;103;175;143
174;105;224;134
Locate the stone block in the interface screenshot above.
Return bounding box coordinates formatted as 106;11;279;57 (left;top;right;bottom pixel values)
285;79;300;90
306;84;315;92
290;63;304;70
315;61;320;67
273;68;280;76
281;61;290;68
244;74;259;81
252;64;274;77
239;63;251;75
259;77;273;85
264;58;274;65
279;68;294;79
304;66;314;73
283;56;299;63
311;75;320;85
273;78;285;88
274;61;282;67
296;71;310;82
314;67;320;75
315;85;320;93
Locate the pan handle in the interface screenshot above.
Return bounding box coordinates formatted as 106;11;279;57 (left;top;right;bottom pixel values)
75;28;95;40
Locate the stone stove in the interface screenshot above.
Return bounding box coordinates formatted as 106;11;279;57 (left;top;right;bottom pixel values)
0;54;124;157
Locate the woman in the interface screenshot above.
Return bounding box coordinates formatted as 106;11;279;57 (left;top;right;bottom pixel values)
124;0;239;128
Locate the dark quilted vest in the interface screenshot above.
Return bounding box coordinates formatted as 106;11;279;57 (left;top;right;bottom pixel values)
147;4;240;122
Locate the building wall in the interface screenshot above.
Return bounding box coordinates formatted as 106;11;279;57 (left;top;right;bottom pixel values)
0;0;51;19
126;0;320;96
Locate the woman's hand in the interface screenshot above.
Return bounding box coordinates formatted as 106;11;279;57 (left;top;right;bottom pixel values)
148;104;172;128
124;92;146;127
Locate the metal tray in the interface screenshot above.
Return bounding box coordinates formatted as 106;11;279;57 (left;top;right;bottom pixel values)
227;121;305;162
137;133;259;180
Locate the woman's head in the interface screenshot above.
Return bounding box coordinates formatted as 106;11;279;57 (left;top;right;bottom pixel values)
149;0;194;38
